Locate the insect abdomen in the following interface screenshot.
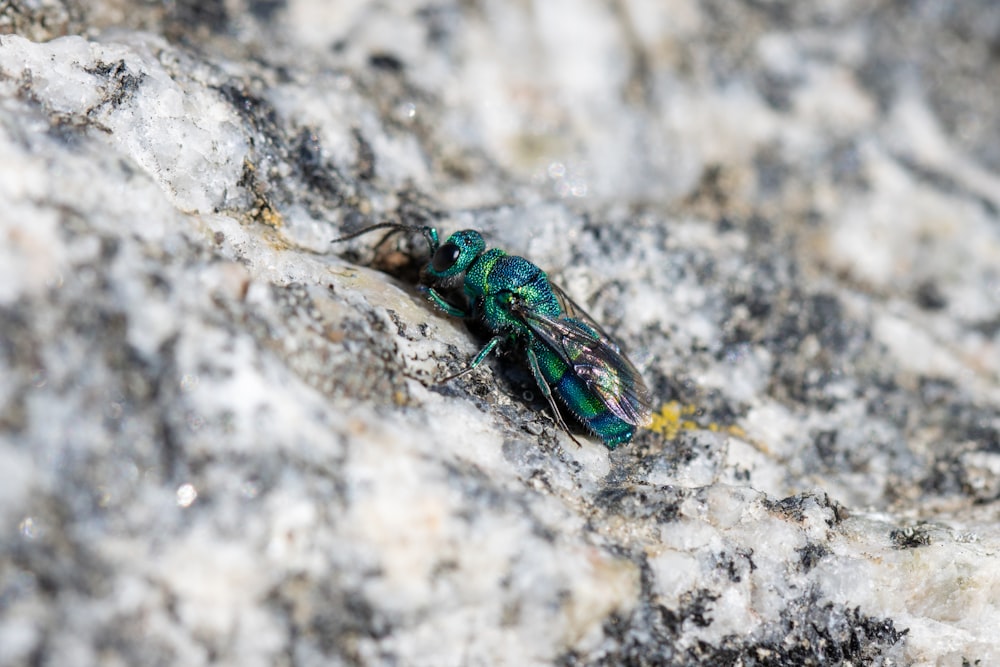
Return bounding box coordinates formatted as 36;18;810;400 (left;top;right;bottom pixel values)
530;339;636;448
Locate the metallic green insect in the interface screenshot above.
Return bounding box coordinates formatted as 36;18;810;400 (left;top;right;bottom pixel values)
333;223;652;449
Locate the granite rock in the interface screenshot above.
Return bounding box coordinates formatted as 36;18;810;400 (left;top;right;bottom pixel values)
1;1;999;665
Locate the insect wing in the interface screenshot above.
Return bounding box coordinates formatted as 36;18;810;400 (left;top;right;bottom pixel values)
518;306;652;427
548;282;619;349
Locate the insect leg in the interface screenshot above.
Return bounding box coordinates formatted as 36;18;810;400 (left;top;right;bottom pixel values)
422;286;469;318
526;347;583;447
437;335;503;383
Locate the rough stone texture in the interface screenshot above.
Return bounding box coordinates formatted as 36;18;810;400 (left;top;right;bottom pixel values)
1;1;999;665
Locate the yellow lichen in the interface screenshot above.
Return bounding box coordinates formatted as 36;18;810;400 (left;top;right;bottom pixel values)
647;400;749;441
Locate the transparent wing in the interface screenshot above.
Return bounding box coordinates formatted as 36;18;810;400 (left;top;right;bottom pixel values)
515;303;652;427
547;282;619;349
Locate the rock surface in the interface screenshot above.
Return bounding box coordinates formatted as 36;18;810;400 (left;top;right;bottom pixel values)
1;1;999;665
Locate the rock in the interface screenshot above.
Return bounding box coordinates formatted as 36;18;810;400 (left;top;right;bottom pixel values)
1;1;999;665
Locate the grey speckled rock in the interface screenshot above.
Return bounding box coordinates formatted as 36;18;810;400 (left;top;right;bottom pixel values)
1;1;999;665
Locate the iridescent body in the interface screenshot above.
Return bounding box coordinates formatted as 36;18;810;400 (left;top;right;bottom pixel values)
334;224;652;449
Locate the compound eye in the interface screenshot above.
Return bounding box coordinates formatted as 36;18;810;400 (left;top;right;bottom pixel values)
432;242;461;272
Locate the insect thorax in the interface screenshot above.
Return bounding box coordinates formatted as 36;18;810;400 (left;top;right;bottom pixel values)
465;251;561;335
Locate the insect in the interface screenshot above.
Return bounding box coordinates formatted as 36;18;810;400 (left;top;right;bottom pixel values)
333;222;652;449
